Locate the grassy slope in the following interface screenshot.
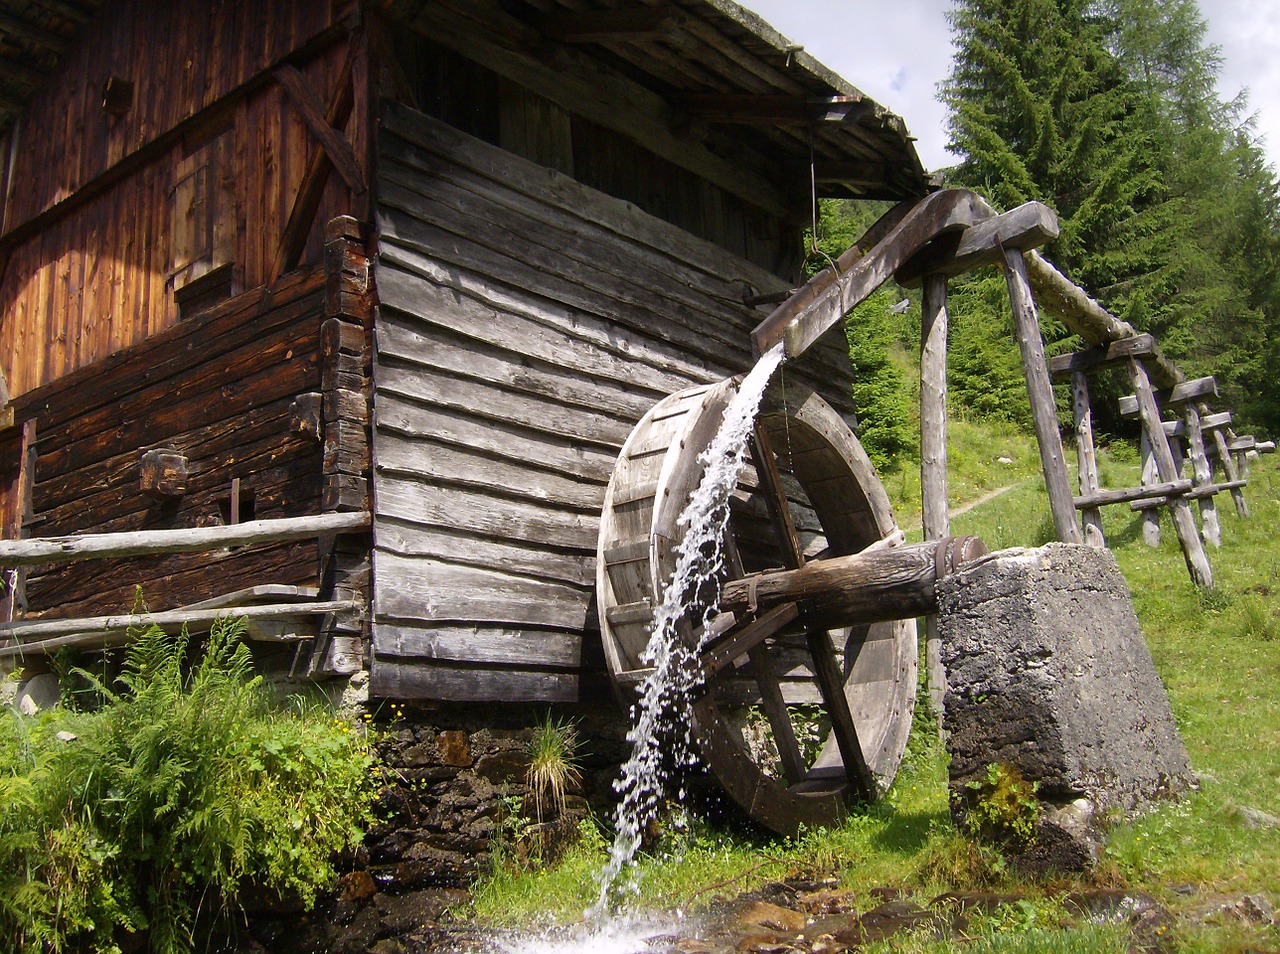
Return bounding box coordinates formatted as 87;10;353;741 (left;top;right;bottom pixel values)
469;426;1280;952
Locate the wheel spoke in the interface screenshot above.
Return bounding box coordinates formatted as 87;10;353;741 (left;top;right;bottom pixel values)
805;627;875;801
751;424;804;568
701;602;798;676
747;643;807;784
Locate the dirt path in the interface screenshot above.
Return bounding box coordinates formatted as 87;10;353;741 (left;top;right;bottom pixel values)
947;479;1031;519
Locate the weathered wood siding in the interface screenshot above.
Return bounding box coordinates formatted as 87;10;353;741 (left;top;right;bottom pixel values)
383;34;801;279
371;103;856;703
8;269;328;619
0;1;364;399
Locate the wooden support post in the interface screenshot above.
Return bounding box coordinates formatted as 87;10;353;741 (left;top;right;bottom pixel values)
1127;358;1213;587
1205;411;1248;517
1139;428;1161;547
1002;250;1082;544
919;273;949;721
1071;370;1105;546
1183;405;1220;548
310;216;373;678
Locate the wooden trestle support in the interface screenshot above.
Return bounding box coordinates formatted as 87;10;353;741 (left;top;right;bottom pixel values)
597;188;1263;831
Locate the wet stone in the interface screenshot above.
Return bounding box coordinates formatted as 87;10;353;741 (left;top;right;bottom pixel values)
435;729;472;766
732;900;807;933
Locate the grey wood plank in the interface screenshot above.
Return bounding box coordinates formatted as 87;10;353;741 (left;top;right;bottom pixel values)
373;549;592;630
373;620;583;668
373;517;594;588
370;656;579;703
374;473;600;552
374;392;618;484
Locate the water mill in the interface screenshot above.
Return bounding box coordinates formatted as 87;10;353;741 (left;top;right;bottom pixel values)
0;1;1267;945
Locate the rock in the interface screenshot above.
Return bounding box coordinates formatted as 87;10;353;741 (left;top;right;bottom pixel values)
842;901;943;945
809;934;848;954
436;730;472;767
1211;894;1276;925
938;544;1195;868
336;870;376;903
474;750;529;784
17;673;60;715
1014;798;1099;875
1238;805;1280;829
794;888;857;915
732;900;807;933
734;934;789;953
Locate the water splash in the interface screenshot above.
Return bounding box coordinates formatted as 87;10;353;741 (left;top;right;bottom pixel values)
490;912;693;954
592;343;786;914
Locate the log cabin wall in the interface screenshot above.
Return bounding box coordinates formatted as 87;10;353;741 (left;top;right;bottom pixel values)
386;34;803;280
7;267;330;620
370;103;859;703
0;0;367;400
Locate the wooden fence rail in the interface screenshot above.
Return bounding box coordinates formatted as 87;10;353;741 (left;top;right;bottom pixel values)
0;511;371;568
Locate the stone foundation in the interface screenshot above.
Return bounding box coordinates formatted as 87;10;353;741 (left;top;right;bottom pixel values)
362;701;631;891
936;543;1195;868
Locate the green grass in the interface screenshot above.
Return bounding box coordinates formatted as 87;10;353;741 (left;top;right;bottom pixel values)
468;427;1280;952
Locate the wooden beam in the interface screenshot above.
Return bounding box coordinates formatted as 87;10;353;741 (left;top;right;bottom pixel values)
752;189;989;358
401;0;793;219
0;10;72;54
813;161;897;187
0;601;360;657
532;7;687;42
1127;357;1213;587
1118;376;1218;417
0;511;370;568
0;56;47;89
1071;371;1105;545
1023;252;1182;389
1130;480;1246;510
1005;248;1083;544
1074;479;1192;509
896;201;1059;286
269;43;359;282
273;64;366;196
718;538;988;629
1206;418;1248;517
1183;405;1221;547
676;92;872;126
1048;334;1158;377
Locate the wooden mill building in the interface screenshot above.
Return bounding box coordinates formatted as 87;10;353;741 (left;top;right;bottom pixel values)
0;0;930;703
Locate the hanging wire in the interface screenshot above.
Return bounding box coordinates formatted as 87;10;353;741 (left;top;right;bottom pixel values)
808;130;838;275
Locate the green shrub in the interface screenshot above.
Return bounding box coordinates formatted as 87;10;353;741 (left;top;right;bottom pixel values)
958;763;1040;849
0;619;375;953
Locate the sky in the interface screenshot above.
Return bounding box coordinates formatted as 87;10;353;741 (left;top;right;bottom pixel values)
741;0;1280;176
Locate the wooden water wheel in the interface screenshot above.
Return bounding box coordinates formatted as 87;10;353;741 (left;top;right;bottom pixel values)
598;378;984;835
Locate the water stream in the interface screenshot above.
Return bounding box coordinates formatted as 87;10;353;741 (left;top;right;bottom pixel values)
498;345;786;953
593;342;786;912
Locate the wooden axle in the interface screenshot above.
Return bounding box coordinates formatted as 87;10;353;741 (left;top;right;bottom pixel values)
717;536;988;632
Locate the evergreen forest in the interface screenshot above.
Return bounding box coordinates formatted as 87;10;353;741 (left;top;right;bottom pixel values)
831;0;1279;469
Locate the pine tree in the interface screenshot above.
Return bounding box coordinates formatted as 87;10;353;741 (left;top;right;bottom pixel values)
940;0;1280;434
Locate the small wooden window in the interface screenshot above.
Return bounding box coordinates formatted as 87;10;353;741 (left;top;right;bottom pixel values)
170;123;236;317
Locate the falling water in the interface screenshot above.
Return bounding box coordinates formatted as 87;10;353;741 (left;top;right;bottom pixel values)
495;344;786;954
593;342;786;914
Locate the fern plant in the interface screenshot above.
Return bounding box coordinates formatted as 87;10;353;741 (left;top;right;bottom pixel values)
0;618;376;953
